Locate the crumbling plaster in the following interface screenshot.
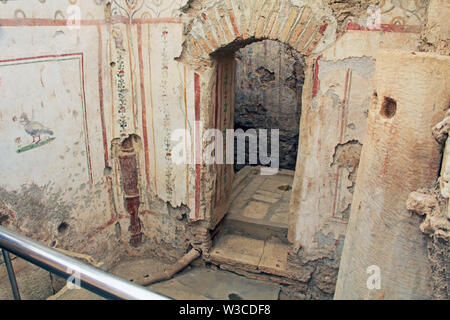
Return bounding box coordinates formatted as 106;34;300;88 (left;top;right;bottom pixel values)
0;0;446;300
335;50;450;300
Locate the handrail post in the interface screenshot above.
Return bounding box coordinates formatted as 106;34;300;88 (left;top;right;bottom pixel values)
1;248;21;300
0;226;169;300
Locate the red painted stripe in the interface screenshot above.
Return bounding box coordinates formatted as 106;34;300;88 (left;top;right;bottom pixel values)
137;24;151;186
346;21;421;33
214;64;220;208
80;53;94;185
228;11;240;38
121;17;182;24
338;69;351;143
0;19;104;27
0;52;82;64
194;73;201;220
306;22;329;56
0;17;182;27
97;26;109;168
332;69;351;218
318;22;328;34
312;55;321;98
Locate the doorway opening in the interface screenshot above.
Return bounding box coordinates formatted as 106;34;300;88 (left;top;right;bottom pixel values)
210;40;305;276
233;40;305;173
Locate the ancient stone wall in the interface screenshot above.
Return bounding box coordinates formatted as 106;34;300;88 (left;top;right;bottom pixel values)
0;1;205;300
335;51;449;300
234;40;305;171
0;0;447;300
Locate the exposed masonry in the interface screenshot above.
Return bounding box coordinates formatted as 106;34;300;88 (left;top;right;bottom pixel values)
1;0;448;301
406;112;450;300
234;40;305;171
182;0;332;62
331;140;362;203
285;237;345;300
407;185;449;300
329;140;363;222
326;0;380;32
176;0;370;300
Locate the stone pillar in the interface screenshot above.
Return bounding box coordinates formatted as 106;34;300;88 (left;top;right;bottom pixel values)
335;51;450;300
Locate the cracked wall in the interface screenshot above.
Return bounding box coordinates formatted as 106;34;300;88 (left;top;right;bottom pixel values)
0;0;205;300
0;0;444;300
287;13;422;297
335;50;449;300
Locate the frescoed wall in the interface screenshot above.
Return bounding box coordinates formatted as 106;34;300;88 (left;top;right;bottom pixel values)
0;0;448;300
0;0;199;266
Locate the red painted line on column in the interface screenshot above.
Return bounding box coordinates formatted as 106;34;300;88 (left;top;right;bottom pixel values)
97;25;109;168
214;64;220;208
194;73;201;220
184;66;190;207
125;25;137;130
332;68;351;218
338;69;351;143
0;18;103;27
312;55;321;98
80;53;94;185
137;24;151;186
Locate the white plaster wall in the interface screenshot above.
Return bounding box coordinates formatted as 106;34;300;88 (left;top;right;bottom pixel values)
289;30;420;260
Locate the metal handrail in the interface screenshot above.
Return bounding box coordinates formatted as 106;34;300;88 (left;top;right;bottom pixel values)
0;225;170;300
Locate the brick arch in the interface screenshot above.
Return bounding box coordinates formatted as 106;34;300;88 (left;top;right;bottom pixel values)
183;1;336;230
184;1;332;60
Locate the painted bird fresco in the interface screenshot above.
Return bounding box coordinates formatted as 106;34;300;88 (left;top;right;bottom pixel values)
19;113;54;144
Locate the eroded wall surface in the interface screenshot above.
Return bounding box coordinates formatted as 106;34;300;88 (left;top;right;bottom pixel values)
335;51;449;300
0;0;202;272
234;40;305;171
0;2;119;261
0;0;446;300
287;27;422;297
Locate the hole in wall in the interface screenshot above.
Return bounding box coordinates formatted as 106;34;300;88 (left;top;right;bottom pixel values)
372;91;378;106
57;222;69;235
380;96;397;119
104;166;113;176
110;61;116;68
0;215;9;226
105;2;112;20
228;293;243;300
115;221;121;238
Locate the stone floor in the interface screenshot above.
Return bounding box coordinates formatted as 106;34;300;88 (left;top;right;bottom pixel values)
209;166;294;278
47;257;281;300
4;166;296;300
0;255;64;300
224;166;293;242
210;234;290;277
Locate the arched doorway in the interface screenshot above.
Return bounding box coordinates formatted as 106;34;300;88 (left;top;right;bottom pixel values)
217;39;306;246
179;1;333;280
